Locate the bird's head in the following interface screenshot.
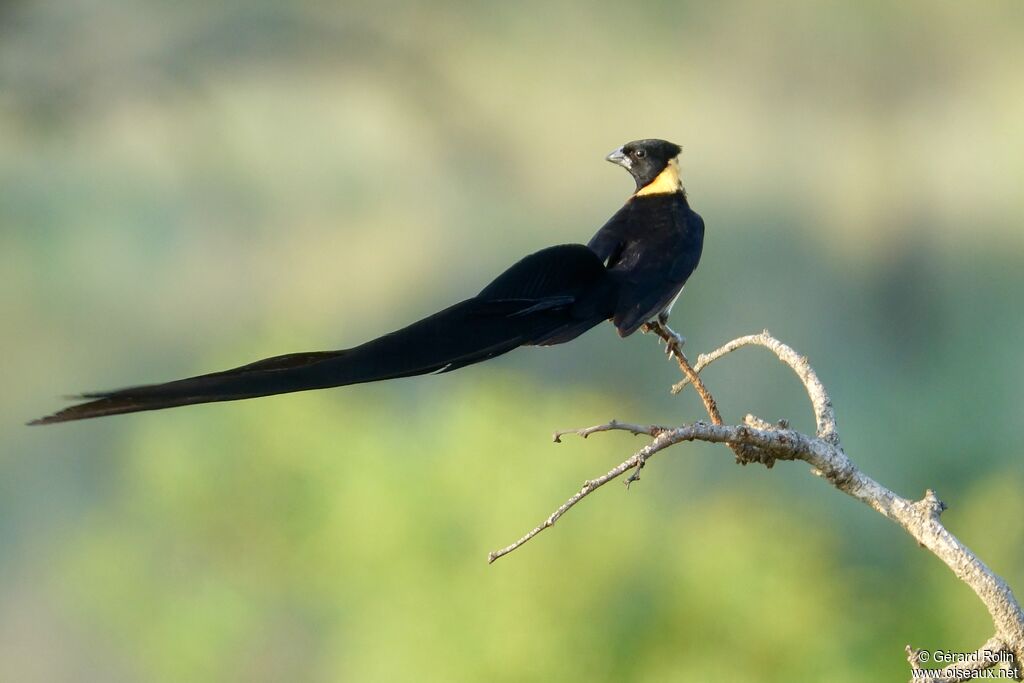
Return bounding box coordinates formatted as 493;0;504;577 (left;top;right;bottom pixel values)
605;139;683;195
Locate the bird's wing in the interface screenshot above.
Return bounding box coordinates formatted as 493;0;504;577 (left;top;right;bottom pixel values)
586;203;632;267
611;211;704;337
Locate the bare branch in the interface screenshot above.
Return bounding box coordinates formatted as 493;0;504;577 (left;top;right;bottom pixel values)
490;420;804;563
488;330;1024;678
671;330;838;444
487;426;672;563
643;320;722;425
552;419;661;443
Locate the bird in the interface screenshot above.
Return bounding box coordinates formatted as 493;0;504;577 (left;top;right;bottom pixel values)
29;138;704;425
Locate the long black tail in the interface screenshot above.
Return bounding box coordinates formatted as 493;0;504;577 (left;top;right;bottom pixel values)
30;244;616;425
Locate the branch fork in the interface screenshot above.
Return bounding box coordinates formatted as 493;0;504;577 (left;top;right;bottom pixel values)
488;324;1024;682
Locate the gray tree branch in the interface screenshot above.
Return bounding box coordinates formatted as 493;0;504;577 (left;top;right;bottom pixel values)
488;327;1024;682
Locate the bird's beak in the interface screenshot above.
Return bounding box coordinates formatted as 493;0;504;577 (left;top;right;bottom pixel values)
605;147;631;169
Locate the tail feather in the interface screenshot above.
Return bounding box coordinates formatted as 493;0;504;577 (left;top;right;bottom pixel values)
29;243;615;425
29;300;528;425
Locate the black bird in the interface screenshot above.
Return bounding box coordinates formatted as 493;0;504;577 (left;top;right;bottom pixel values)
30;139;704;425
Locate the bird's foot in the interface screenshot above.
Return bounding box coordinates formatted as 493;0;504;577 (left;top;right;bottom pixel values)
642;319;686;355
661;327;686;350
657;317;685;348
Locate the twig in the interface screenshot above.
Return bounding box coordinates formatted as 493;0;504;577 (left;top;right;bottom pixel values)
487;427;676;563
487;331;1024;681
552;419;661;443
643;320;722;425
645;320;770;464
671;329;838;445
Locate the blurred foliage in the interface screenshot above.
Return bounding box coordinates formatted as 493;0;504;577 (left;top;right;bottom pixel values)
2;0;1023;681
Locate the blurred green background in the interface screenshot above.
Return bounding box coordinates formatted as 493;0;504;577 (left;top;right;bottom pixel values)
3;1;1023;681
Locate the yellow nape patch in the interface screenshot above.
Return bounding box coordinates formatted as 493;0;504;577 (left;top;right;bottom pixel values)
635;158;682;196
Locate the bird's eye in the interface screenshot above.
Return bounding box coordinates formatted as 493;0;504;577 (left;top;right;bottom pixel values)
634;149;647;158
